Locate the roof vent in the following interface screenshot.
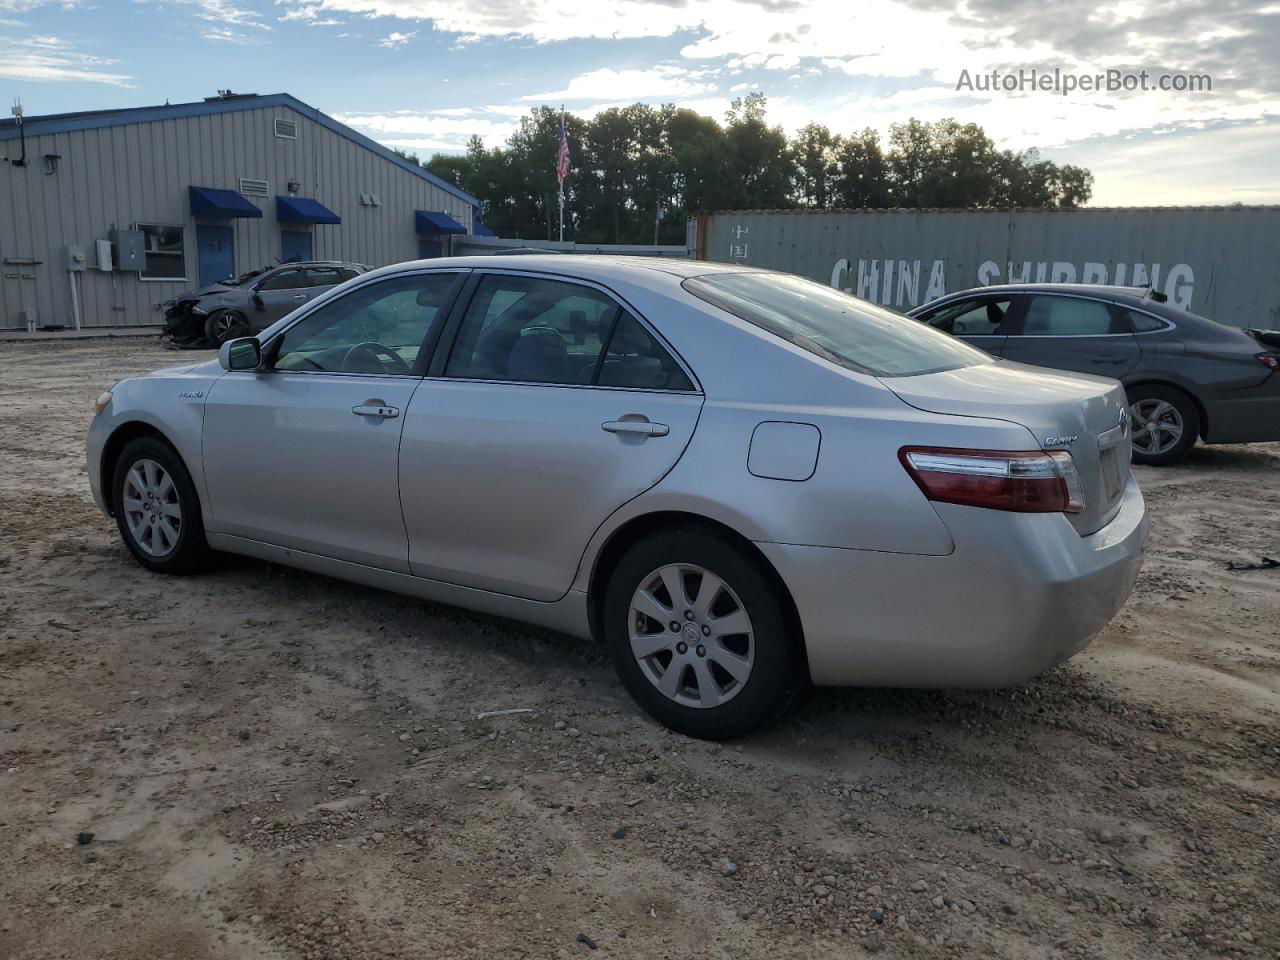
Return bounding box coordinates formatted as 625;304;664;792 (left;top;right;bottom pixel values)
239;177;269;197
274;117;298;140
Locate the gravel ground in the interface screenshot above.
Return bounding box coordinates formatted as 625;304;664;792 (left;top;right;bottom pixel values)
2;338;1278;960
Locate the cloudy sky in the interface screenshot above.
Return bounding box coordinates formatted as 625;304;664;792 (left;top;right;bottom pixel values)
2;0;1277;204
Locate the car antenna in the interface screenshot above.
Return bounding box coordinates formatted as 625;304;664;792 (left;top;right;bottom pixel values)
1147;287;1168;303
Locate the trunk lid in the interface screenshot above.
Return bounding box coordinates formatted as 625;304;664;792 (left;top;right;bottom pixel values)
882;359;1133;535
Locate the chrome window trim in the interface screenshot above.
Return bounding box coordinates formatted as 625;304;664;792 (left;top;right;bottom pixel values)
1011;292;1164;339
420;374;702;397
442;266;703;395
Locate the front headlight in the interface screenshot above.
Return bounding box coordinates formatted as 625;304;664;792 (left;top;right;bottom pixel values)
190;305;209;316
93;390;113;416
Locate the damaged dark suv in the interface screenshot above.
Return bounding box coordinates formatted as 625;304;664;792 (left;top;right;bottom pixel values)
160;261;369;346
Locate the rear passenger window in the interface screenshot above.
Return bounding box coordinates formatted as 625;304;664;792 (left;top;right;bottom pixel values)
599;313;694;391
445;275;618;384
1019;296;1116;336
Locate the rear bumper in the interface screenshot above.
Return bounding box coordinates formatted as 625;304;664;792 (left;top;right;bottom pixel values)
1203;375;1280;443
758;476;1148;688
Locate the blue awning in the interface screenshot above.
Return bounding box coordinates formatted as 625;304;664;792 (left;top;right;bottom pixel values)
276;195;341;225
189;185;262;219
473;220;497;237
415;210;467;235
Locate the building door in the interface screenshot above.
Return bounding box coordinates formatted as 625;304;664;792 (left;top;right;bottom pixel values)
196;225;235;287
418;235;442;259
281;230;313;263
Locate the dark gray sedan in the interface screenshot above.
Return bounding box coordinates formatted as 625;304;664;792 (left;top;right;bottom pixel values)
161;260;368;346
910;284;1280;465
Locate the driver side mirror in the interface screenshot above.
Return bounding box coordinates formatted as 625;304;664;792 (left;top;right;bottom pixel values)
219;337;262;371
251;292;265;310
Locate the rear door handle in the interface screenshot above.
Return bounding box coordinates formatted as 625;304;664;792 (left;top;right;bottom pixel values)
602;419;669;437
352;403;400;419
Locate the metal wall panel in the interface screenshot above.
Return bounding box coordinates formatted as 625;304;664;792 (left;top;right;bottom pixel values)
0;104;474;328
693;208;1280;329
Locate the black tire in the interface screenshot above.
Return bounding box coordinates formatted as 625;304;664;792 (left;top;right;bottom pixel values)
204;309;249;346
603;529;801;740
1127;384;1199;466
110;436;210;575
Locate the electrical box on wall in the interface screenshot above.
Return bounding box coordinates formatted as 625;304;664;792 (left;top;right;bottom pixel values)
109;229;145;271
65;244;87;271
95;238;113;272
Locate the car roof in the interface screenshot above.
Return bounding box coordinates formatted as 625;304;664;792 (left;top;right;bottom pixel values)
271;260;361;269
368;253;769;283
939;282;1165;307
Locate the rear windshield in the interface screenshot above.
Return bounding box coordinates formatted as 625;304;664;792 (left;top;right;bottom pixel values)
683;272;989;377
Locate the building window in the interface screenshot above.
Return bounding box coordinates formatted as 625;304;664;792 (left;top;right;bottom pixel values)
136;224;186;280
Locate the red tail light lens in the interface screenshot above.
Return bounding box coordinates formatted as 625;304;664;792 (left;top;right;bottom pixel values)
899;447;1086;514
1256;353;1279;369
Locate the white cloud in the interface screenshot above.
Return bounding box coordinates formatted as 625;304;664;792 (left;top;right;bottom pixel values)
335;106;520;146
520;65;712;102
202;25;265;43
0;33;133;86
377;29;415;46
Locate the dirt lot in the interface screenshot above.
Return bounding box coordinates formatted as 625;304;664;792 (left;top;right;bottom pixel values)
1;338;1278;960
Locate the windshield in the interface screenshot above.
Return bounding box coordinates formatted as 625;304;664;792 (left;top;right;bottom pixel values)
684;272;990;377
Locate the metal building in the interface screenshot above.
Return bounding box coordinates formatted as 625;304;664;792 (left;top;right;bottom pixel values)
0;92;487;330
690;207;1280;329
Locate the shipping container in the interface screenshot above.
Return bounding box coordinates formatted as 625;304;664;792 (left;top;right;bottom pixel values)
690;207;1280;329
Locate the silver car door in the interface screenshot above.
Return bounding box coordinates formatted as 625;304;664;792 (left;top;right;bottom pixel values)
202;271;467;571
399;272;703;602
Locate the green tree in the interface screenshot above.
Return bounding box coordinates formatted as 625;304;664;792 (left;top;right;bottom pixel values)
833;128;890;208
723;94;793;209
790;123;842;208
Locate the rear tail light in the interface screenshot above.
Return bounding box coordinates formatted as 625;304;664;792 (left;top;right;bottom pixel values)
1256;352;1279;370
899;447;1086;514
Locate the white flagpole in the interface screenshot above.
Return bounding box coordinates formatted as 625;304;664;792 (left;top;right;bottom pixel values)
558;105;565;243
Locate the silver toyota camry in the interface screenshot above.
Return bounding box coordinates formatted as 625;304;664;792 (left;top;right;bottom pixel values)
87;256;1148;739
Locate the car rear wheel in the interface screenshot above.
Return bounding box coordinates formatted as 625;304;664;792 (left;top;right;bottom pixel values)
1127;385;1199;466
603;529;800;739
205;310;249;346
111;436;210;574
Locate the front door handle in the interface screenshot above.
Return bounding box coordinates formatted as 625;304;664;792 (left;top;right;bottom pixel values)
292;293;308;300
352;402;400;419
602;419;669;437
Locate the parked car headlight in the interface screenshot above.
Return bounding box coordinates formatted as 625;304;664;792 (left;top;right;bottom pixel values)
190;305;209;316
93;390;113;416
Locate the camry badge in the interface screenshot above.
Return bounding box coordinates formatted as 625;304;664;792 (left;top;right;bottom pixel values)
1044;435;1078;447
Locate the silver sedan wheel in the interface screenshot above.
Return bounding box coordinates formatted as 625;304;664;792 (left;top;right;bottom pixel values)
1130;399;1184;455
122;458;182;558
629;563;754;709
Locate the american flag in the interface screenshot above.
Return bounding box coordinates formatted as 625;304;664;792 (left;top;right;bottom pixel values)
555;117;570;183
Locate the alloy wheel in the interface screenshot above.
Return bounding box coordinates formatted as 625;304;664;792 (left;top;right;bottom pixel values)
211;313;245;343
628;563;754;709
1130;399;1183;456
122;458;182;557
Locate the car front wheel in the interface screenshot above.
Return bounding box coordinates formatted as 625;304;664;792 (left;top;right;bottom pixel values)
111;436;210;574
1127;385;1199;466
603;529;801;739
204;309;249;346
